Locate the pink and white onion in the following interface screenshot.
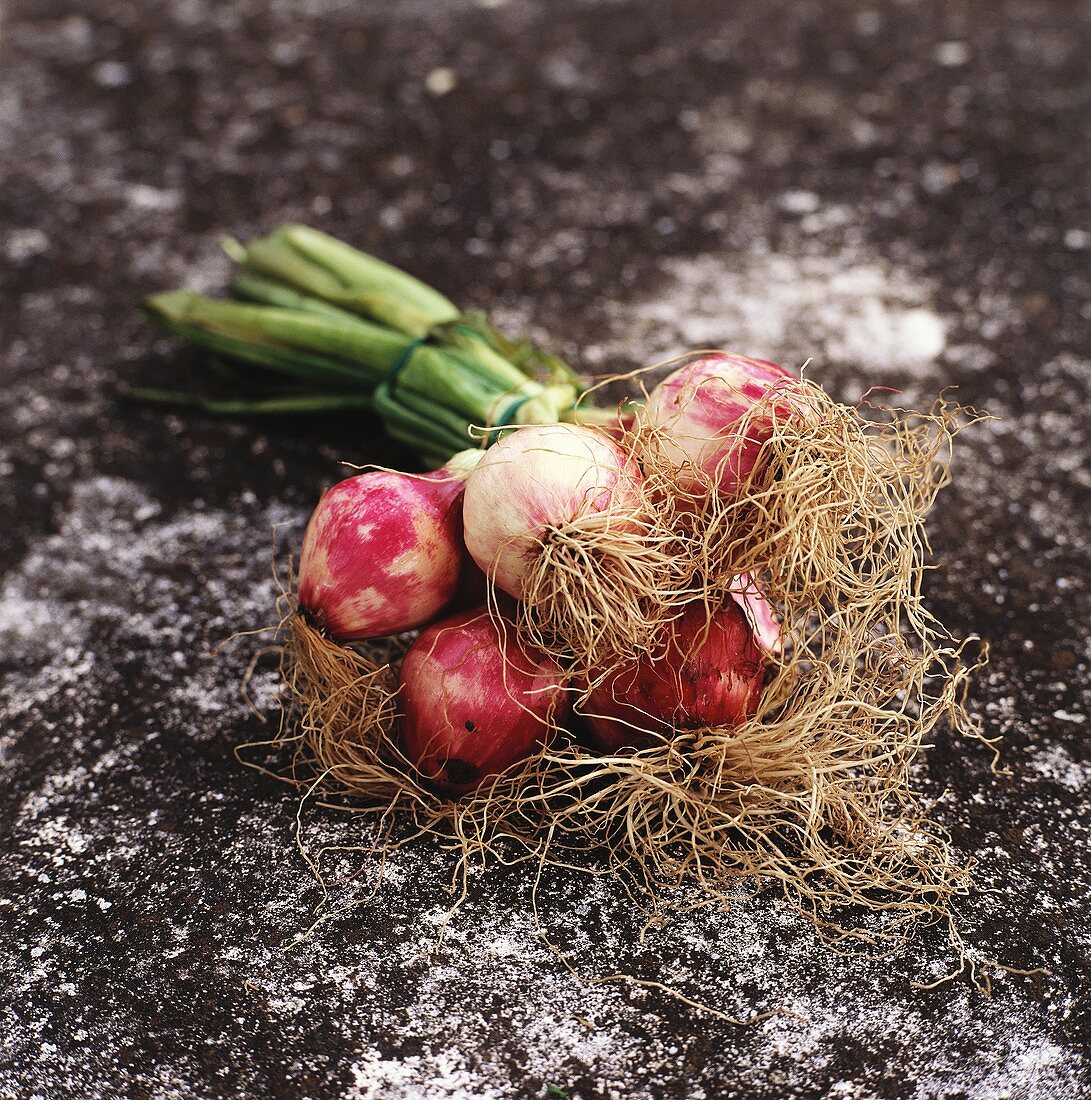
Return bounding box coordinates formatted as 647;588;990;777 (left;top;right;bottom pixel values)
461;423;645;598
297;450;481;640
643;352;796;494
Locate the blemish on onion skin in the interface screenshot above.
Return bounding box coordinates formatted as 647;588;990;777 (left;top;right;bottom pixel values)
444;758;481;787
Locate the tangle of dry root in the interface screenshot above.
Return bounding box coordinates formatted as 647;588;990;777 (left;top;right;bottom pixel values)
248;377;998;977
274;612;420;806
510;495;694;698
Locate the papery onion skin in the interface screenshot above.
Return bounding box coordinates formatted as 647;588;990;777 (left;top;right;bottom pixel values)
400;609;569;792
643;352;796;494
462;423;645;598
728;571;783;655
297;457;476;640
580;600;765;752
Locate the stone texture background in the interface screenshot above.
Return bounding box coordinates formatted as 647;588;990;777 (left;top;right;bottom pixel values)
1;1;1089;1097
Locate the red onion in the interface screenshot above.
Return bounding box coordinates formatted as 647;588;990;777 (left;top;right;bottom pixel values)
461;423;645;598
643;352;796;494
580;600;765;752
297;450;481;640
400;609;569;791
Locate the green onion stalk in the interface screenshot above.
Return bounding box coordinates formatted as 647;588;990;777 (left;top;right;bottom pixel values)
137;225;615;467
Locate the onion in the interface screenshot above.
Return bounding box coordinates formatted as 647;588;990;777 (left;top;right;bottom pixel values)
462;423;644;598
297;450;481;639
579;600;764;752
462;423;679;677
643;352;796;494
400;609;569;792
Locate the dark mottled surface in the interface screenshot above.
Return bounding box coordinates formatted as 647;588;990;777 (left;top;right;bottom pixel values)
2;1;1089;1097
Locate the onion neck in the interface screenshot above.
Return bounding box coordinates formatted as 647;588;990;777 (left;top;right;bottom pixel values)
440;449;486;479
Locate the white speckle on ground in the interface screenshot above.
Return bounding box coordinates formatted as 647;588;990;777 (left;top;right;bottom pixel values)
1027;744;1091;791
597;251;948;383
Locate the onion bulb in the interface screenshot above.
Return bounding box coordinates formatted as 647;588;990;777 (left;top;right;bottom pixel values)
643;352;796;494
462;423;644;598
462;423;676;675
400;609;569;792
297;450;481;639
579;600;765;752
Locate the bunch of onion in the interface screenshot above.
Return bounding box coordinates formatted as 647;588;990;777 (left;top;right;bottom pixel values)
290;350;988;977
142;240;993;981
